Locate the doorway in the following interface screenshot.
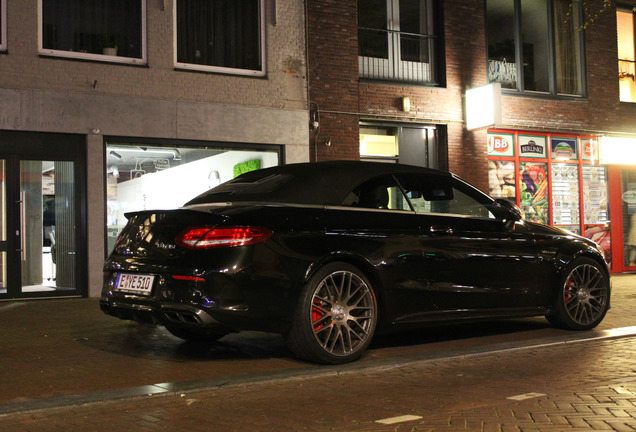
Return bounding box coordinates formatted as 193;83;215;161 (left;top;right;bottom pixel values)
0;131;86;299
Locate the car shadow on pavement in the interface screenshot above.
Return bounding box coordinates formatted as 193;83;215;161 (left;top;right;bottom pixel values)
75;321;293;362
369;317;552;350
77;316;552;364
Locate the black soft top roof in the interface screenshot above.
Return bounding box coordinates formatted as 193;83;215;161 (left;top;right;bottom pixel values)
185;160;452;206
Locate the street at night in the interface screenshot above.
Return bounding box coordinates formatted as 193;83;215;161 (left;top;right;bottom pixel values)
1;275;636;431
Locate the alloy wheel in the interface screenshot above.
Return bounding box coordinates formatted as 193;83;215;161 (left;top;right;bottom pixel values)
310;270;376;358
562;263;609;326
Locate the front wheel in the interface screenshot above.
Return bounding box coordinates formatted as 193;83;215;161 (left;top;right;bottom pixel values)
285;263;378;364
547;257;610;330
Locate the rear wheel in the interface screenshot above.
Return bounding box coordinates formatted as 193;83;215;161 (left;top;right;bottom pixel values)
285;263;378;364
164;325;228;343
547;258;610;330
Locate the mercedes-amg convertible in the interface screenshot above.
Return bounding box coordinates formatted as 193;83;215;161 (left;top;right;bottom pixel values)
101;161;610;364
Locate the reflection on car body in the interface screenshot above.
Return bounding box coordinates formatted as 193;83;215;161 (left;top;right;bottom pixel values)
101;161;610;364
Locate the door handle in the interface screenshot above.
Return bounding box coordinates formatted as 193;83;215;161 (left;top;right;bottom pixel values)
18;191;26;261
429;225;453;235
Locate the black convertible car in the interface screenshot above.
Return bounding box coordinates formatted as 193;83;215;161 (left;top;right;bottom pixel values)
101;161;610;364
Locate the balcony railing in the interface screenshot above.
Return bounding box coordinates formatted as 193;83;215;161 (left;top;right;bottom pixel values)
358;27;437;84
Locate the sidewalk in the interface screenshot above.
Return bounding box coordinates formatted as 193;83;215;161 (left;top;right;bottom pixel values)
0;274;635;416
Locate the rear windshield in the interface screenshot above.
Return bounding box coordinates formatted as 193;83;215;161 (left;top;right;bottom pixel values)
185;174;294;205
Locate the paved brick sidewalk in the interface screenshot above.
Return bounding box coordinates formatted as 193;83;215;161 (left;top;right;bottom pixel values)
2;335;636;431
0;274;635;431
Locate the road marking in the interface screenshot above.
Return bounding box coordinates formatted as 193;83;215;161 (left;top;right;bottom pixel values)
375;414;423;425
507;392;546;401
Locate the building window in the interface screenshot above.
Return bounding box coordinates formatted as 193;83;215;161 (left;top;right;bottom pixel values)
486;0;585;96
360;123;444;169
618;9;636;102
39;0;146;64
358;0;439;84
0;0;6;51
175;0;265;76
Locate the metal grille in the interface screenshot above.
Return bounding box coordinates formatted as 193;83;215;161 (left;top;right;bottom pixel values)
358;27;436;84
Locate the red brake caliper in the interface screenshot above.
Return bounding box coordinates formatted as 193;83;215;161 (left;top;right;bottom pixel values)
312;300;324;330
564;277;573;302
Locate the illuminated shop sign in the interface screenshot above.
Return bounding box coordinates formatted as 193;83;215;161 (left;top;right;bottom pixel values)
582;139;599;162
551;138;578;161
466;83;502;130
487;133;514;157
519;135;547;159
601;136;636;164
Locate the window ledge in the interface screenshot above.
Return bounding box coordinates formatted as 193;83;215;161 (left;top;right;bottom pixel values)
500;89;588;102
39;50;147;67
174;64;266;78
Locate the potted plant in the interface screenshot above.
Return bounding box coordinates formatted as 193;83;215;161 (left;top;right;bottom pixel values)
100;33;118;56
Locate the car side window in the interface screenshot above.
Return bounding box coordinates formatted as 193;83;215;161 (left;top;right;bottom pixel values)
395;174;495;218
343;176;411;211
445;186;493;218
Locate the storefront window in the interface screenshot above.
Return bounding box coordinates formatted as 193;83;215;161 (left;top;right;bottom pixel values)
487;131;610;264
622;170;636;267
488;160;516;200
551;164;580;232
40;0;146;64
519;162;548;224
583;165;611;266
105;141;280;254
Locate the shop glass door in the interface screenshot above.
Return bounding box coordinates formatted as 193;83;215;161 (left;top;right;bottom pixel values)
622;169;636;269
0;156;79;299
19;160;76;295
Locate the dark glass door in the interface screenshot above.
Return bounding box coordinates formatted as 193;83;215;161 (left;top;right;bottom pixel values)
0;132;86;299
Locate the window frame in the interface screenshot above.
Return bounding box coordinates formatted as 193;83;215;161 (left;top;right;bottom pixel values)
0;0;6;52
357;0;440;85
173;0;267;77
618;7;636;103
37;0;147;65
486;0;587;98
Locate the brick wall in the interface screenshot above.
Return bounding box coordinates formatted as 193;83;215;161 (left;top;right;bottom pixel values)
308;0;490;188
307;0;359;161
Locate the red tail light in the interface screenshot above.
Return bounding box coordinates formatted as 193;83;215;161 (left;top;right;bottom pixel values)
176;226;273;249
172;275;206;282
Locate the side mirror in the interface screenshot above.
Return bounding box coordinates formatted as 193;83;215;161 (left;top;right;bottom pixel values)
492;198;522;228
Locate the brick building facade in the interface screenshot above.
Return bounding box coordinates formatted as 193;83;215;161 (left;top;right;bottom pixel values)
306;0;636;273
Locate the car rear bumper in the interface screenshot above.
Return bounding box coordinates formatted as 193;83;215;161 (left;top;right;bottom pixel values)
100;296;222;327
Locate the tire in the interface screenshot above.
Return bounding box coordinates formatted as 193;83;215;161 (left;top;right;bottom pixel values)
285;262;378;364
164;325;228;343
547;257;610;330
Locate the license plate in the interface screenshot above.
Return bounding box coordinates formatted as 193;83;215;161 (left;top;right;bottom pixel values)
115;273;155;295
